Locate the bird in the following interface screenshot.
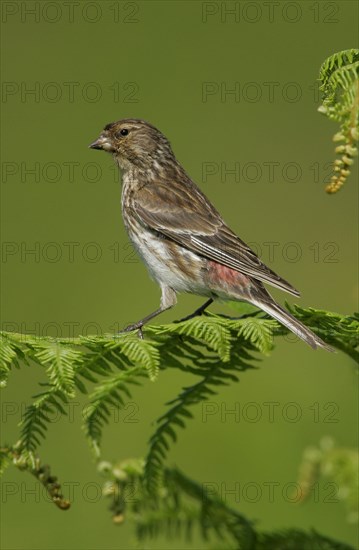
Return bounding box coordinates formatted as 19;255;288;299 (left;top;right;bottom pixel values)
89;118;333;351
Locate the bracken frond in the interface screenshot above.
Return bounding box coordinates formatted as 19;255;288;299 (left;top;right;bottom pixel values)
30;341;83;397
0;305;356;549
84;366;147;457
19;386;68;452
318;49;359;193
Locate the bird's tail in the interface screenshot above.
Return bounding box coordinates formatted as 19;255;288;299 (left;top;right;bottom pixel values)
251;297;335;352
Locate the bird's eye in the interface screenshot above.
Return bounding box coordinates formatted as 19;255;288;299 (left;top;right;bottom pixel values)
119;128;129;136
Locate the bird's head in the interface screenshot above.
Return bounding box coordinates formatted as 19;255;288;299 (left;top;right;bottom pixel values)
89;119;174;171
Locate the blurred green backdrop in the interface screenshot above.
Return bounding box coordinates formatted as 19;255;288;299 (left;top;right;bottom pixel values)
1;1;358;548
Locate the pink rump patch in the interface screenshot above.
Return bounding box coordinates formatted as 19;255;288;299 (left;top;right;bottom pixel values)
208;261;251;288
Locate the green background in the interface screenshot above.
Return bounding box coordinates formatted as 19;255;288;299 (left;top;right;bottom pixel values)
1;1;358;548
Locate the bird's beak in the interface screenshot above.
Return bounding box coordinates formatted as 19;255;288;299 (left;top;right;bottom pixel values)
89;134;114;152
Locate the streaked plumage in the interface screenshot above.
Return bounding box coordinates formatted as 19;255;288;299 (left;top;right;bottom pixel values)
90;119;333;351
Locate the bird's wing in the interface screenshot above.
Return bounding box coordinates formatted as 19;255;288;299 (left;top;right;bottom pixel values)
133;181;300;296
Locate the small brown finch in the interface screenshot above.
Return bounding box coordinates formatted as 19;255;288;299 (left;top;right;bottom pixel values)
90;119;333;351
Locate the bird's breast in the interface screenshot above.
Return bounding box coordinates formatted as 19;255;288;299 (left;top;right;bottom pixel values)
120;174;210;295
124;219;209;295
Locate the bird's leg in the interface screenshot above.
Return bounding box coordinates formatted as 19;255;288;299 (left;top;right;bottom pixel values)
122;307;166;339
122;285;177;338
175;298;214;323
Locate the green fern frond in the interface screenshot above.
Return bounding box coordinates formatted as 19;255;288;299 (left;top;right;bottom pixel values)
144;353;249;494
135;505;204;541
234;317;278;354
112;334;161;381
19;387;68;452
287;305;359;362
29;341;82;397
165;467;254;545
0;334;19;387
160;316;232;362
0;305;357;548
75;334;160;382
99;460;354;549
145;373;217;493
76;338;116;381
84;366;146;457
318;49;359;193
319;49;359;120
100;460;254;546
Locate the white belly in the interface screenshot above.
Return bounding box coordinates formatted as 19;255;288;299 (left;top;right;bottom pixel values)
128;224;209;295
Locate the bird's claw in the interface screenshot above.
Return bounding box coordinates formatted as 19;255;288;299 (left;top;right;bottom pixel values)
122;323;144;339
